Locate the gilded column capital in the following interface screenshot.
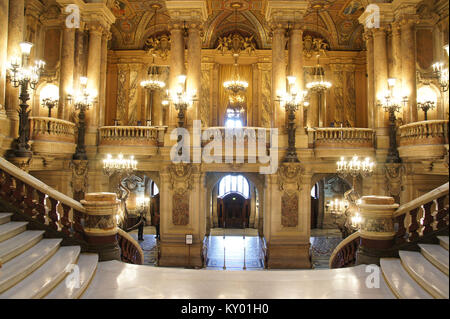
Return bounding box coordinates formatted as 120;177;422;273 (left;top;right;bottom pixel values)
86;23;104;36
397;14;420;27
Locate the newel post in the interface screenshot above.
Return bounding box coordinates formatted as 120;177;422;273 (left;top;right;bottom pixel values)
356;196;399;265
81;192;121;261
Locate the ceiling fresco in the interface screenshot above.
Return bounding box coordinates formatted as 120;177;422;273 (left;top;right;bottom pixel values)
106;0;367;51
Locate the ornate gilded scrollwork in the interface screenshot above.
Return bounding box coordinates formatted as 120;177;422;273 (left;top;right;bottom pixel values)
216;33;256;55
303;35;329;58
144;34;171;60
277;163;304;191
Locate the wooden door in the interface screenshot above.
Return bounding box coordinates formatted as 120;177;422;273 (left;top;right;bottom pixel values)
221;193;250;228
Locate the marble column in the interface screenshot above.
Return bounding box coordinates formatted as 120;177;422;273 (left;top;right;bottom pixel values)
73;29;86;92
364;30;375;129
401;19;418;123
0;0;8;112
169;25;185;127
86;24;103;128
98;31;110;127
5;0;25;136
187;24;201;125
391;23;403;120
288;26;304;131
272;26;286;128
58;27;75;120
372;28;389;129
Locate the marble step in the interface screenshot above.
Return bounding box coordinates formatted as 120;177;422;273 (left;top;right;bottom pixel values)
0;230;45;263
380;258;433;299
437;236;449;251
0;213;12;225
0;221;27;243
419;244;449;276
399;250;449;299
45;253;98;299
0;246;81;299
0;238;61;294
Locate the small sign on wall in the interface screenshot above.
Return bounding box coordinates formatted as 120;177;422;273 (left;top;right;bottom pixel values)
185;234;193;245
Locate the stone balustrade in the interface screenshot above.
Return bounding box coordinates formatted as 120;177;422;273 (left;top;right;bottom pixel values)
98;126;166;157
28;117;77;157
309;127;375;158
398;120;449;159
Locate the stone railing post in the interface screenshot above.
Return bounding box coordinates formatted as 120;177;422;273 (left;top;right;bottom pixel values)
356;196;399;265
81;192;121;261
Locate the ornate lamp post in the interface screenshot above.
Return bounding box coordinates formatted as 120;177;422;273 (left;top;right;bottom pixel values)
432;61;449;93
167;75;197;128
7;41;45;158
68;77;96;160
377;78;408;163
417;85;437;121
40;84;59;132
276;76;308;162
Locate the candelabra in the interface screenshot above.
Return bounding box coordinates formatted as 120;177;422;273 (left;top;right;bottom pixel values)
276;76;308;162
336;155;374;190
166;75;197;128
417;85;436;121
39;84;59;133
432;62;449;93
377;78;408;163
68;77;96;160
7;41;45;158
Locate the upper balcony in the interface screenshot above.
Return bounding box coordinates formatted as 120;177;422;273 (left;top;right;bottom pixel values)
29;117;76;157
308;127;375;159
98;126;166;157
398;120;449;160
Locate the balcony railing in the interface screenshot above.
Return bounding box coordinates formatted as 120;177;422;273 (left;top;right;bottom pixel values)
29;117;77;156
398;120;449;159
309;127;375;158
98;126;166;156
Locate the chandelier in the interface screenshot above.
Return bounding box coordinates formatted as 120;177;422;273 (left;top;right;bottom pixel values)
103;153;138;177
337;155;374;190
305;7;332;92
140;65;165;91
328;198;349;216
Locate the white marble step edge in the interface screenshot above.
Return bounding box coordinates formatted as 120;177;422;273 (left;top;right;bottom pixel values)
0;238;62;294
0;213;12;225
437;236;449;251
0;221;28;243
0;230;45;263
380;258;433;299
0;246;81;299
45;253;99;299
399;250;449;299
419;244;449;276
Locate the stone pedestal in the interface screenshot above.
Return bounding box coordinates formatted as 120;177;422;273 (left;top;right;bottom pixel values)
356;195;399;265
81;192;121;261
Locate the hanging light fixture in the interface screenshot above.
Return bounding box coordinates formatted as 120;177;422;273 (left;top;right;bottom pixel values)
223;4;248;96
306;8;332;92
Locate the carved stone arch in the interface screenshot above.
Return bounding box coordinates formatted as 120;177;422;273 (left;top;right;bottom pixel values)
348;24;365;50
318;11;339;49
137;11;171;49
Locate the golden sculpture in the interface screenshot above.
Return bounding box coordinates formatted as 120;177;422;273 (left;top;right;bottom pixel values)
144;34;171;60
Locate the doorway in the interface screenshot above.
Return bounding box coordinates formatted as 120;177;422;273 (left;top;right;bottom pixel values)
218;193;250;228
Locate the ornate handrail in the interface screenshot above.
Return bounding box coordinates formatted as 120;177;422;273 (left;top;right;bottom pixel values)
0;156;85;239
393;182;449;245
117;228;144;265
204;127;272;141
29;117;76;143
399;120;449;146
99;126;166;146
329;182;449;269
312;127;375;147
329;231;360;269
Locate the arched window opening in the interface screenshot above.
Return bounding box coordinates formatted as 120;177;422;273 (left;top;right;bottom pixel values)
218;174;250;198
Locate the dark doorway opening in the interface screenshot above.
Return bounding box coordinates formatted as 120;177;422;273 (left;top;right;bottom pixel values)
217;193;250;228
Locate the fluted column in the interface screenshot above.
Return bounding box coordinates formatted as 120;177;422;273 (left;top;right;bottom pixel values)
86;24;103;128
288;26;304;131
168;24;185;127
98;30;110;127
272;26;286;128
58;26;75;120
187;24;202;124
373;28;389;130
401;18;418;123
5;0;25;136
364;30;375;129
0;0;8;112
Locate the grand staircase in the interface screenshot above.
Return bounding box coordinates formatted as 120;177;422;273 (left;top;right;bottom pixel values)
380;236;449;299
0;212;98;299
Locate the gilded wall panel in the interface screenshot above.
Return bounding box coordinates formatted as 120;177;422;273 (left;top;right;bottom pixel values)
201;65;211;126
116;64;128;124
128;66;139;125
260;67;271;128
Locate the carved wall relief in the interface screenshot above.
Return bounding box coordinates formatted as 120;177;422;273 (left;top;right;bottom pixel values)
384;163;405;202
345;70;356;127
128;66;139;125
173;190;190;225
260;67;271;128
277;163;304;191
333;69;344;125
116;64;128;124
70;160;88;202
281;191;298;227
201;65;211;126
144;34;171;60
